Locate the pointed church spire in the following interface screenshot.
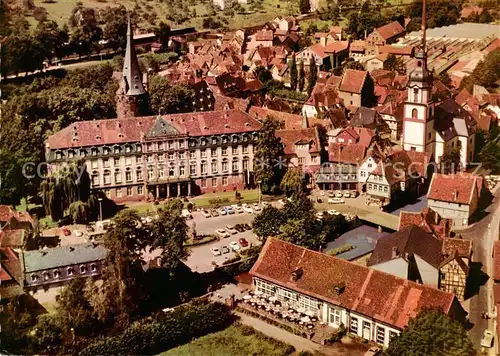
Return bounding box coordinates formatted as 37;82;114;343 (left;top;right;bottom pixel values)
123;13;146;96
409;0;431;87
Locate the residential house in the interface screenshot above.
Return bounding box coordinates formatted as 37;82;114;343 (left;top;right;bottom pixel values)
22;243;108;290
302;80;342;118
254;30;274;47
1;247;23;300
398;207;453;239
296;41;349;71
366;54;389;73
427;173;483;227
338;69;371;108
250;237;467;347
368;225;443;287
213;0;233;10
358;150;383;191
350;40;366;57
276;127;322;176
366;21;406;55
350;106;391;138
0;205;35;231
440;237;472;300
376;102;403;141
365;150;417;206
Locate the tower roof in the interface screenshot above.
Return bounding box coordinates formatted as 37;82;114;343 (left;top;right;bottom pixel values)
123;15;146;96
409;0;432;87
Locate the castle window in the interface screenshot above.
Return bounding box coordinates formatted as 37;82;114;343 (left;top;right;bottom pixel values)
413;88;419;102
412;108;418;119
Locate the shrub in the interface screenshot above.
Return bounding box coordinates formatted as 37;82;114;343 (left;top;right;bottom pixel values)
80;301;235;355
328;323;346;343
326;244;355;256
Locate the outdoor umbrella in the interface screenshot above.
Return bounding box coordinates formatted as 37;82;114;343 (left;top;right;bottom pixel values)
300;316;311;323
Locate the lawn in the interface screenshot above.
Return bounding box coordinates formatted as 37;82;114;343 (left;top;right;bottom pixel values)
159;324;295;356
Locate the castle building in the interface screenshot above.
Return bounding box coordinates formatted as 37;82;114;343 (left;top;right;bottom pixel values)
401;5;476;168
45;20;262;202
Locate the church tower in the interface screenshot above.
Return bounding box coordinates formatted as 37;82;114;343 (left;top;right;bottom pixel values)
116;15;148;119
401;0;434;155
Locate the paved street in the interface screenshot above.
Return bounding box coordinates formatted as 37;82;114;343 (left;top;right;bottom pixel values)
456;183;500;354
188;210;255;235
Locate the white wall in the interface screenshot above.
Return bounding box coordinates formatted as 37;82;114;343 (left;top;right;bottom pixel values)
427;198;471;227
414;254;439;287
302;104;318;119
403;120;425;152
369;258;408;280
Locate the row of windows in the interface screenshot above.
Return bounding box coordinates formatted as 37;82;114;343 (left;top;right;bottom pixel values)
31;264;98;282
349;316;398;345
189;133;257;147
368;183;388;193
56;145;141;159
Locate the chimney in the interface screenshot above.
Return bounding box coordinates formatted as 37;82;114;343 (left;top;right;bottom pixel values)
452;189;458;202
69;247;75;252
291;267;303;281
391;246;398;258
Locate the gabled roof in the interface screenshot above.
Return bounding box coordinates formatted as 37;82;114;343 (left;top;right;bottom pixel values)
368;225;443;269
145;117;181;138
251;237;457;330
373;21;405;41
255;30;274;41
442;237;472;259
328;143;367;164
276;128;321;155
399;208;452;240
434;99;477;141
428;173;482;205
23;243;108;273
339;70;368;94
0;206;34;226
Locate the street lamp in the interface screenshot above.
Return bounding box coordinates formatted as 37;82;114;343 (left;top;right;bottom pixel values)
98;197;103;221
257;180;262;205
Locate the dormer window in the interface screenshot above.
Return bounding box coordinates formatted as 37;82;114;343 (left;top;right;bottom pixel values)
333;281;346;295
54;270;61;279
68;150;74;158
80;150;87;157
291;267;303;281
91;148;98;156
31;274;38;282
67;267;74;276
80;265;87;274
56;151;62;160
114;147;120;154
43;272;51;281
91;264;97;272
137;145;142;152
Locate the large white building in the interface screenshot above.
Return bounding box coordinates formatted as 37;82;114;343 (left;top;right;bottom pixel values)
401;25;477;168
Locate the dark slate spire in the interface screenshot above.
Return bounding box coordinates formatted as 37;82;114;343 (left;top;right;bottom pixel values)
123;14;146;96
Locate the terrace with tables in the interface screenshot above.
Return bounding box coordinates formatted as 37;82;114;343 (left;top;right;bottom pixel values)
237;290;336;344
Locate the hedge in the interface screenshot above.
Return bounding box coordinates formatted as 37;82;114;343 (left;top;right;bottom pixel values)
326;244;355;256
80;301;235;355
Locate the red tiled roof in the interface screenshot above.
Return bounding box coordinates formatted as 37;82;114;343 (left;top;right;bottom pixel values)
483;38;500;55
374;21;405;41
276;128;320;155
350;40;366;53
47;110;262;149
378;45;414;56
330;26;342;35
399;208;452;240
339;69;368;94
328;143;366;164
442;237;472;259
494;241;500;281
0;229;25;248
0;206;34;226
250;237;457;330
427;173;480;205
308;41;349;59
255;30;274;42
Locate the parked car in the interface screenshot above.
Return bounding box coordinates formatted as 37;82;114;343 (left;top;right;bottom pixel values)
328;191;335;198
328;209;340;215
239;238;249;247
243;223;252;230
221;246;230;254
224;206;235;214
216;229;229;238
350;190;359;198
243;204;254;213
74;230;83;237
234;206;244;214
234;224;246;233
210;247;221;256
328;198;345;204
225;225;238;235
86;225;95;232
252;203;262;211
229;241;240;251
201;210;211;218
218;207;227;215
335;191;343;198
481;330;494;348
343;191;351;198
211;209;219;217
261;201;270;207
181;209;192;219
62;228;71;236
364;346;382;356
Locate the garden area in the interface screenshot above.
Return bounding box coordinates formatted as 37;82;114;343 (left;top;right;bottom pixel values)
160;324;295;356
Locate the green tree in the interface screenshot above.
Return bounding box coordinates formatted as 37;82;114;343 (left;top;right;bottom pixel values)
322;214;348;242
101;210;149;327
385;309;475;356
0;150;26;206
299;0;310;14
290;53;298;91
460;50;500;91
35;20;68;64
252;206;286;240
68;4;102;57
440;148;461;173
282;192;315;221
279;218;325;250
56;278;96;336
384;54;406;75
149;76;196;114
280;167;305;197
149;204;189;270
99;5;129;52
306;59;318;95
254;117;285;194
69;201;90;224
298;60;305;92
479;140;500;173
154;21;171;52
31;314;64;350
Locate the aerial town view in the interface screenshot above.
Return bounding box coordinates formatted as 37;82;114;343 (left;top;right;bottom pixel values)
0;0;499;354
